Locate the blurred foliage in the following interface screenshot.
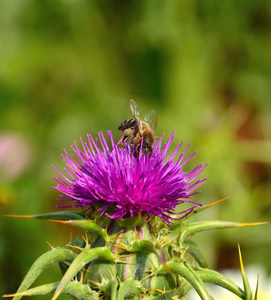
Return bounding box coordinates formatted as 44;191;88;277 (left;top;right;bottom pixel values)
1;0;271;297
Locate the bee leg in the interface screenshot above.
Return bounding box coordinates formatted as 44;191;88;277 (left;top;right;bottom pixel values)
122;135;129;143
142;145;152;157
131;143;139;159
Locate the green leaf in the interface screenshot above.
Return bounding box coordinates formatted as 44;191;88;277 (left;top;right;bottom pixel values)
9;248;75;300
118;215;145;227
195;267;244;298
51;219;108;240
117;279;142;300
6;211;85;220
52;246;115;300
150;273;177;297
183;239;208;268
174;198;229;223
238;244;252;300
128;240;155;253
110;278;119;300
4;282;99;300
166;261;212;300
144;288;183;299
4;282;59;297
98;278;118;299
180;221;266;243
61;281;99;299
253;275;259;300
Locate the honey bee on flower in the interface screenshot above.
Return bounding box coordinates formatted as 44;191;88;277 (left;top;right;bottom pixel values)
118;99;157;157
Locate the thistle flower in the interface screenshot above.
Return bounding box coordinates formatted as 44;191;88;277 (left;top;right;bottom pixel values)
52;131;207;223
7;131;263;300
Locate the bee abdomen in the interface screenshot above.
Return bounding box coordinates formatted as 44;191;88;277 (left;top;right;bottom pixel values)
118;119;137;131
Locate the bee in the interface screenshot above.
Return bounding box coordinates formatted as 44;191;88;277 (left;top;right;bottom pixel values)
118;99;158;157
118;118;139;143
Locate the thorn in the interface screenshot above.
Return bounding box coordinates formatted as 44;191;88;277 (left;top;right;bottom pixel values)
238;221;268;227
118;254;133;258
254;274;259;299
80;270;84;282
4;214;34;219
88;279;100;287
152;288;164;294
182;247;189;257
67;244;82;251
117;242;127;250
134;227;138;239
141;273;153;282
2;293;21;298
99;269;105;281
107;268;114;279
69;230;73;244
47;241;54;249
156;249;172;273
157;236;167;243
48;219;70;224
160;237;173;248
238;244;245;275
130;267;138;279
206;197;230;208
117;260;132;264
82;234;89;245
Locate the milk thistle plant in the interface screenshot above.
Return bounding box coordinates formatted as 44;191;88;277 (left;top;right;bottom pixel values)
4;101;263;300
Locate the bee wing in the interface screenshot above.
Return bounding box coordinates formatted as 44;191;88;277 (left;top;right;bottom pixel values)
130;99;143;131
144;110;158;132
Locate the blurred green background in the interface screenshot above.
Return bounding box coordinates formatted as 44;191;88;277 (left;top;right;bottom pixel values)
1;0;271;298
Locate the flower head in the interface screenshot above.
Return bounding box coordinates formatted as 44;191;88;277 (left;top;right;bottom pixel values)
52;131;207;223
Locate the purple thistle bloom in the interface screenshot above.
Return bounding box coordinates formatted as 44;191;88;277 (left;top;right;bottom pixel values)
52;131;207;224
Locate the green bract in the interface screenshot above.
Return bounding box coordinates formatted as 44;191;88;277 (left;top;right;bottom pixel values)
4;202;263;300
